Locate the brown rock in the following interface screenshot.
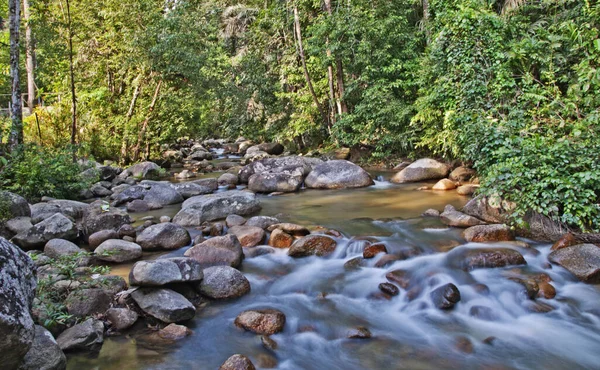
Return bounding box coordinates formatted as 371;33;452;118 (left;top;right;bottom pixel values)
184;234;243;268
347;326;372;339
267;223;310;236
550;233;578;251
227;226;265;247
449;167;476;182
88;229;119;249
508;278;539;300
158;323;192;340
537;282;556;299
385;269;412;289
440;205;485;228
430;283;461;309
363;243;387;258
268;229;293;249
548;244;600;283
288;235;337;257
457;184;479;196
220;354;256;370
450;247;526;270
454;336;474;354
261;335;278;351
432;179;457;191
374;254;400;268
378;282;399;296
234;309;286;335
463;224;514;242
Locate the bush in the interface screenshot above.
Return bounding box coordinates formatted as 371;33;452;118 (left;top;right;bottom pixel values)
0;145;96;202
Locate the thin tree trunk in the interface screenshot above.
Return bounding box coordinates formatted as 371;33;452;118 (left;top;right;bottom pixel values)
9;0;23;151
323;0;336;130
423;0;430;43
24;0;36;112
132;79;162;163
293;6;328;127
66;0;77;147
335;60;348;114
120;81;142;163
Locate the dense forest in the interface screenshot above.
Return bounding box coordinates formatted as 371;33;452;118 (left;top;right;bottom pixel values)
1;0;599;231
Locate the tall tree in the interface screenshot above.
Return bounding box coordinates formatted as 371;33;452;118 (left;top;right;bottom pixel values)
65;0;77;147
8;0;23;150
23;0;36;111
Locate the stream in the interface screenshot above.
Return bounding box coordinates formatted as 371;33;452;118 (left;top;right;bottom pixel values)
66;160;600;370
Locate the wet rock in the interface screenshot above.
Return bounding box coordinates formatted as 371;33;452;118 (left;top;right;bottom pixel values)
173;191;261;226
378;282;399;296
118;224;137;239
244;246;276;258
432;179;457;191
268;229;294;249
29;199;88;224
363;243;387;258
288;235;337;257
548;244;600;283
219;354;256;370
82;201;132;239
210;222;225;236
105;308;138;330
245;216;280;230
88;229;119;249
449;247;526;270
430;283;461;309
391;158;450;183
13;213;78;250
142;182;184;206
267;222;310;236
422;209;440;217
65;288;111;318
226;215;246;227
239;156;323;183
469;306;496;320
176;170;196;180
227;226;265;247
305;160;374;189
461;195;507;224
158;323;192;340
454;336;474;354
57;318;104;352
537;282;556;299
550;233;578;251
0;237;37;369
170;179;218;199
234;309;286;335
457;185;479;196
94;239;142;263
91;183;113;197
385;269;412;289
449;167;476;182
0;191;31;221
440;205;485;228
184;234;243;268
197;266;251;299
374;254;400;268
129;258;204;286
218;173;239;188
44;239;82;259
463;224;514;242
256;142;285;155
136;223;191;251
131;288;196;323
261;335;278;351
18;325;66;370
344;257;365;270
126;199;150;213
347;326;372;339
124;161;162;179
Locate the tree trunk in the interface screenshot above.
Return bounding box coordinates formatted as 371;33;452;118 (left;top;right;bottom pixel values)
23;0;36;112
132;79;162;163
8;0;23;151
66;0;77;147
293;6;328;128
120;81;142;163
323;0;336;130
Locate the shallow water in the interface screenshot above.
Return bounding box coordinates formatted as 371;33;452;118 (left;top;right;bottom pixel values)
67;169;600;370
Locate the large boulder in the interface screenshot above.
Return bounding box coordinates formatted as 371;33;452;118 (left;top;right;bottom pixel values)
390;158;450;183
141;182;183;206
173;191;261;227
288;235;337;257
245;216;280;230
220;354;256;370
256;142;285;155
447;246;526;270
227;226;265;248
548;244;600;283
105;308;138;331
44;239;82;259
125;162;163;179
0;191;31;238
13;213;78;250
197;266;251;299
449;167;476;182
184;234;243;268
248;172;303;193
463;224;514;242
239;156;323;183
234;309;286;335
305;160;374;189
136;223;191;251
131;288;196;323
65;289;111;318
430;283;461;309
0;237;37;369
87;230;119;249
440;205;485;228
29;200;90;224
129;258;204;286
56;318;104;352
82;201;132;239
171;178;218;199
94;239;142;263
18;325;67;370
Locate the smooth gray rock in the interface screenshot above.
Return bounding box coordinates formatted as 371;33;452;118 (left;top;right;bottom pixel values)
82;201;132;239
56;318;104;352
0;191;31;218
548;244;600;283
44;239;82;259
29;200;89;224
142;183;183;206
218;173;239;188
87;229;119;249
197;266;251;300
13;213;78;250
173;191;261;226
19;325;66;370
105;308;138;331
94;239;142;263
129;258;204;286
245;216;280;230
131;288;196;323
391;158;450;183
184;235;243;268
65;289;112;318
305;160;374;189
5;217;33;237
135;223;191;251
226;214;246;227
239;156;323;183
125;161;162;179
248;172;303;193
440;205;485;228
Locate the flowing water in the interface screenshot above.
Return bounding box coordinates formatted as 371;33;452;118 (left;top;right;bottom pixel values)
67;164;600;370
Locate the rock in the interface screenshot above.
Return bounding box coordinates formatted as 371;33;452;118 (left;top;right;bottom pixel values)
126;199;150;213
454;336;474;354
430;283;461;309
248;172;303;193
82;201;132;239
374;254;400;268
210;222;225;236
184;235;244;268
363;243;387;258
118;224;137;239
129;258;204;286
13;213;78;250
189;150;213;161
18;325;66;370
0;237;37;369
160;216;171;223
227;226;265;248
268;229;293;249
421;209;440;217
391;158;450;183
245;216;280;230
537;282;556;299
90;275;128;296
158;323;192;340
234;309;286;335
457;185;479;196
105;308;138;330
176;170;196;179
550;233;578;251
173;191;261;227
378;282;399;296
44;239;82;259
94;239;142;263
91;183;113;197
305;160;374;189
5;217;33;237
56;318;104;352
548;244;600;283
332;147;351;160
218;173;239;188
0;191;31;218
244;246;276;258
508;278;539;300
220;354;256;370
30;200;89;224
136;223;191;251
88;229;119;249
448;247;527;270
440;205;485;228
65;288;111;318
125;161;162;179
267;223;310;236
463;224;514;242
461;195;507;224
131;288;196;323
197;266;251;299
469;306;496;320
347;326;372;339
142;183;184;206
256;142;285;155
288;235;337;257
239;156;323;183
432;179;457;191
226;215;246;227
261;335;278;351
449;167;476;182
